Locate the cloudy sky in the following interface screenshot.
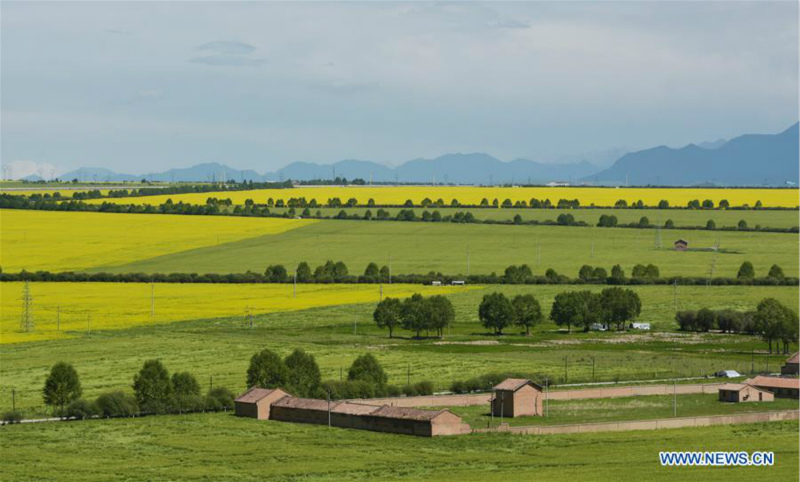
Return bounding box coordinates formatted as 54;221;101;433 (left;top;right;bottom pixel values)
1;1;798;177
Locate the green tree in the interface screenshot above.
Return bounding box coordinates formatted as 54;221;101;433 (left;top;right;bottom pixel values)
374;297;402;338
599;288;641;331
265;264;288;282
768;264;785;279
550;291;599;333
737;219;748;230
695;308;716;332
737;261;755;279
246;349;288;389
478;292;514;335
706;219;716;230
511;294;542;335
401;293;428;337
348;354;387;387
171;372;200;397
610;264;625;283
42;362;82;413
578;265;594;281
285;349;321;397
755;298;795;354
364;262;380;277
133;360;173;414
425;295;455;338
296;262;312;282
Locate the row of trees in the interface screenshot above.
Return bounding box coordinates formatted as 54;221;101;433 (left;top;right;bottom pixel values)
246;349;434;400
676;299;798;354
35;361;235;421
373;294;455;338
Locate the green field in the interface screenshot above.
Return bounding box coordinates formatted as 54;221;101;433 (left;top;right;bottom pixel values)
98;218;799;277
2;284;795;417
1;413;796;482
442;393;798;428
269;206;800;230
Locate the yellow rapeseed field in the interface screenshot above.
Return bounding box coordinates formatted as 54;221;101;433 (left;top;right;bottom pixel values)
84;186;799;208
0;282;470;343
0;209;315;272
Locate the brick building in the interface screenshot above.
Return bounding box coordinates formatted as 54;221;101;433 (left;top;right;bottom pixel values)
491;378;543;418
744;376;800;399
781;352;799;375
717;383;774;403
234;387;291;420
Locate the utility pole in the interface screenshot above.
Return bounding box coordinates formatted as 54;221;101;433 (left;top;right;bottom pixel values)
592;357;596;382
544;377;549;417
751;349;754;374
379;284;383;301
673;279;678;311
12;389;16;413
20;281;33;332
673;379;677;417
564;356;568;383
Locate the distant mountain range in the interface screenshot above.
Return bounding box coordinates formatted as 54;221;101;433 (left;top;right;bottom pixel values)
55;123;798;186
585;123;799;186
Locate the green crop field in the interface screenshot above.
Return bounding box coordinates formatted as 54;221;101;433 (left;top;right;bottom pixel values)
2;284;796;417
90;218;798;277
1;413;796;482
268;206;800;230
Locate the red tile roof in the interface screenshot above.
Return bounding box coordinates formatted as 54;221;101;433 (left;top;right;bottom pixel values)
235;387;287;404
493;378;543;392
369;405;450;421
271;396;333;411
744;376;800;390
786;352;799;364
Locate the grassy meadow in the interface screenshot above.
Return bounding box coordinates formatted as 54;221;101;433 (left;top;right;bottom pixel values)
2;284;796;416
101;218;799;277
1;413;797;482
83;185;800;208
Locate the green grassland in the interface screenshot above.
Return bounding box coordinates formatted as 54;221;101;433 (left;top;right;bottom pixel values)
1;413;797;482
93;218;799;277
2;284;796;417
268;206;800;230
441;393;798;428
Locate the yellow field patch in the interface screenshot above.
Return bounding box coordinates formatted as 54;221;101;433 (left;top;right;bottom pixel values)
84;186;799;208
0;282;471;343
0;209;315;272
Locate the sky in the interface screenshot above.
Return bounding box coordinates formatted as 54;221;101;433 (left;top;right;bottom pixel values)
1;1;798;178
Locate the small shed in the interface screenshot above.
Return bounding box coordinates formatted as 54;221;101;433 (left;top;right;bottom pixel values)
491;378;543;418
718;383;774;403
630;322;651;331
674;239;689;251
781;352;799;375
744;376;800;399
234;387;291;420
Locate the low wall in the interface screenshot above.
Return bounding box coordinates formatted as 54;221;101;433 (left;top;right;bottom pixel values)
358;383;727;408
495;410;799;435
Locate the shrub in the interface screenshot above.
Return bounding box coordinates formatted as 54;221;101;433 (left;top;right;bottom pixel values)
65;399;97;420
2;411;24;424
347;354;388;387
95;391;139;418
205;387;235;411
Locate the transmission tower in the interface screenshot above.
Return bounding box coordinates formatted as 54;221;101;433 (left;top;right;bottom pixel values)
20;281;34;332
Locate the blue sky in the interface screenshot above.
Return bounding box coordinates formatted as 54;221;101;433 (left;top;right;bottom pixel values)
1;1;798;177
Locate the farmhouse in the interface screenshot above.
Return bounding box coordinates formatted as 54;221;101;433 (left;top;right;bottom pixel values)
743;376;800;399
234;387;291;420
236;391;470;437
718;383;774;403
491;378;543;418
781;352;799;375
674;239;689;251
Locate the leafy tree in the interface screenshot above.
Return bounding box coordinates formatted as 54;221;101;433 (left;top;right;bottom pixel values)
631;264;647;278
296;262;312;282
512;294;542;335
333;261;349;277
265;264;288;282
737;219;748;230
172;372;200;397
658;200;669;209
701;199;714;209
716;310;743;333
401;293;427;337
599;288;641;331
755;298;795;353
550;291;599;333
374;297;403;338
695;308;716;332
592;267;608;281
778;311;799;354
246;349;288;389
425;295;455;338
42;362;82;413
285;349;321;397
664;219;675;229
676;311;698;331
638;216;650;228
610;264;625;283
737;261;755;279
379;265;390;278
768;264;785;279
133;360;173;414
706;219;716;230
348;354;388;387
578;265;594;281
504;264;532;283
645;264;660;278
719;199;730;209
478;292;514;335
364;262;380;277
